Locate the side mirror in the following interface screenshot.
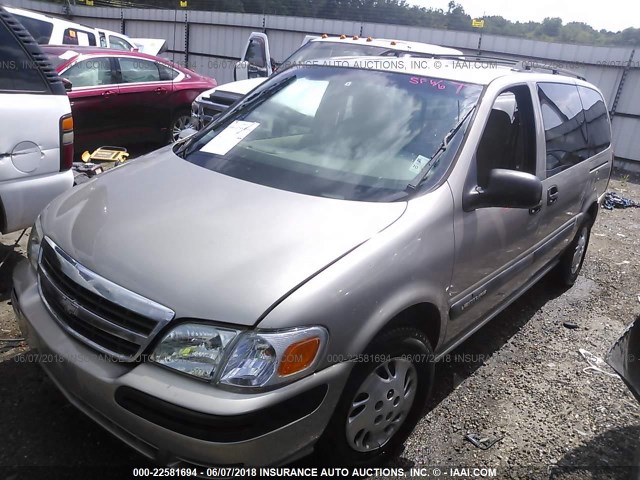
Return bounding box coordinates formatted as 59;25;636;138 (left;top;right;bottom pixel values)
234;60;249;81
463;168;542;211
62;78;72;92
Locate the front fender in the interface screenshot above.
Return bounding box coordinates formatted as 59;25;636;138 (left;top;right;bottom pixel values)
257;184;455;366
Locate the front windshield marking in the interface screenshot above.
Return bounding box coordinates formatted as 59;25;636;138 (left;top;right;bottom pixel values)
184;66;483;202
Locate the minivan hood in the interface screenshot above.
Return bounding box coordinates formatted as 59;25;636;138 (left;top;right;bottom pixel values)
42;148;406;326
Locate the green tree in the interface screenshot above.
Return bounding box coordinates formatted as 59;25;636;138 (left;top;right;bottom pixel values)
540;17;563;37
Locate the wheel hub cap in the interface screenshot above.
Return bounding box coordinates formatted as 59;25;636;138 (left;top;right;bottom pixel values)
571;227;588;274
345;358;418;452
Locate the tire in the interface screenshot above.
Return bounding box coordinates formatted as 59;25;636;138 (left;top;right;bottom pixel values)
316;327;434;466
552;215;592;287
168;109;194;144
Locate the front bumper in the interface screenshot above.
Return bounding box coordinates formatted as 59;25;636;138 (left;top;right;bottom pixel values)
12;260;350;466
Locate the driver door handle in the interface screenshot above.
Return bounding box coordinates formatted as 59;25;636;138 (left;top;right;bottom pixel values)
547;185;559;205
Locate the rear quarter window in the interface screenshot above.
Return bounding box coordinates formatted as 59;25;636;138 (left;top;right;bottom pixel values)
538;82;589;178
158;62;179;80
12;14;53;43
0;18;49;92
578;86;611;156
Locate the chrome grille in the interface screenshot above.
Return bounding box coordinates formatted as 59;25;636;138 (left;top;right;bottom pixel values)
38;237;174;361
194;90;242;128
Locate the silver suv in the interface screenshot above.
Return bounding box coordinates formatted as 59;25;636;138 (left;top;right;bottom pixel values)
13;57;612;467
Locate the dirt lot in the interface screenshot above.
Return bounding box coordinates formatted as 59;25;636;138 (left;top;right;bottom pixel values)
0;176;639;479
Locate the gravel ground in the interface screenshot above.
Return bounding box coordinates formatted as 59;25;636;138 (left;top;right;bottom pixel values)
0;175;639;479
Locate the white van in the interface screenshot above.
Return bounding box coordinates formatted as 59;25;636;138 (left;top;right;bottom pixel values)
0;7;74;233
4;6;137;51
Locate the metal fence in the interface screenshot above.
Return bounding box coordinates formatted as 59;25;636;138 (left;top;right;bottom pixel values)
8;0;640;168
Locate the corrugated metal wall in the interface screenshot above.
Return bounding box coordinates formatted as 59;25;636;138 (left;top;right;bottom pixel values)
7;0;640;164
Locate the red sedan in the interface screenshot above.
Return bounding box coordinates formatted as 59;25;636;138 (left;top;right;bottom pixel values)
42;46;217;153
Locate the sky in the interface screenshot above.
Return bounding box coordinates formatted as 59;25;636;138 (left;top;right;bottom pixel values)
411;0;639;32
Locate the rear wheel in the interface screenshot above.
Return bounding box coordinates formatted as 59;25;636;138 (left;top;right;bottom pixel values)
316;327;434;465
552;215;592;286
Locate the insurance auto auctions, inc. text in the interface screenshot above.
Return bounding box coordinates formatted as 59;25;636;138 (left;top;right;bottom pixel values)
252;466;498;477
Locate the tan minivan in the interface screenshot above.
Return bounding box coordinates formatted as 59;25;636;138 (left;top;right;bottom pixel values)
13;57;612;467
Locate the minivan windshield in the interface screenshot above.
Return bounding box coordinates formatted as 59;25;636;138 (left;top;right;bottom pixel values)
183;66;483;202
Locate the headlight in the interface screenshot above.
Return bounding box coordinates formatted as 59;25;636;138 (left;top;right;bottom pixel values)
27;215;43;270
150;324;327;389
150;323;238;380
191;100;200;116
220;327;327;389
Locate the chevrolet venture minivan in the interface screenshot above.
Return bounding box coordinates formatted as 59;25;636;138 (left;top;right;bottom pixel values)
13;57;612;467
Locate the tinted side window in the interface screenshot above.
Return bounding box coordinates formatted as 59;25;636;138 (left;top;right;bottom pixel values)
538;83;589;178
63;28;96;46
246;38;266;68
118;58;160;83
13;14;53;43
0;20;48;92
109;35;132;51
62;58;114;87
158;63;179;80
578;86;611;156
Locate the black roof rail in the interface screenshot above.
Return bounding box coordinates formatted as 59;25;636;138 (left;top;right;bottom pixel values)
397;53;586;80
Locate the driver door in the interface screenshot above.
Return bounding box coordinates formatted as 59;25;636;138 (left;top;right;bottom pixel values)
446;84;541;342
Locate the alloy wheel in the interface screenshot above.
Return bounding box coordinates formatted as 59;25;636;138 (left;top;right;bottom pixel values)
171;115;193;142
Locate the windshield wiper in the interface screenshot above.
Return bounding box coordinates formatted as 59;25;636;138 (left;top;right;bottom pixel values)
232;75;296;115
405;105;476;192
174;132;197;158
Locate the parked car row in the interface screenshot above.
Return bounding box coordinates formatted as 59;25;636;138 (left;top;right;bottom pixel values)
5;5;165;54
1;5;212;159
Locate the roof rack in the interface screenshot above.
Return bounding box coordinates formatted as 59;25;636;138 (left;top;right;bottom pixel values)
513;60;586;80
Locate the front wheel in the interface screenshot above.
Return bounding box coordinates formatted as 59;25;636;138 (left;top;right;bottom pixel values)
316;327;434;466
168;110;194;143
